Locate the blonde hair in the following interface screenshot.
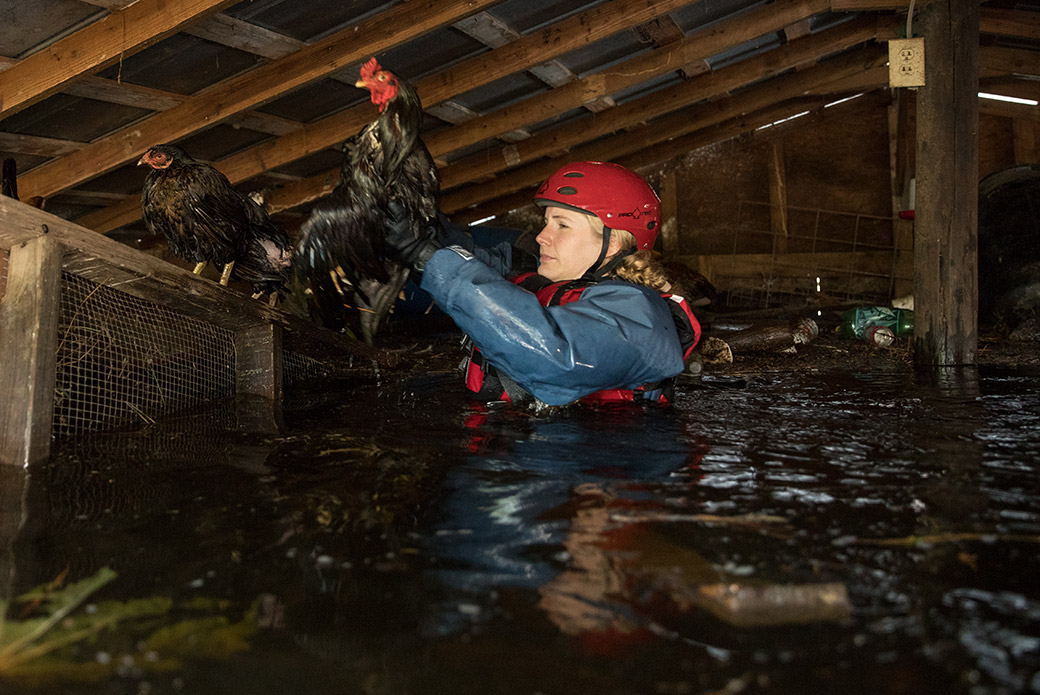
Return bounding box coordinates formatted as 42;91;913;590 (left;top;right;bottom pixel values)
583;214;672;292
607;229;672;293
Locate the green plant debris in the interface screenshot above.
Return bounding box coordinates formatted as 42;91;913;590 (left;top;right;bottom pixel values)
0;568;261;688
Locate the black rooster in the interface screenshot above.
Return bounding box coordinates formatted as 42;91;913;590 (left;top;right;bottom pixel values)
294;57;440;343
139;144;292;301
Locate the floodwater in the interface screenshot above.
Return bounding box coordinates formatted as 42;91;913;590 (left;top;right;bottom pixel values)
2;341;1039;694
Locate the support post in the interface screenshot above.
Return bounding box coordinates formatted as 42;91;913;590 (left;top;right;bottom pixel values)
888;90;915;297
234;322;283;432
659;168;679;256
913;0;979;366
0;235;63;467
769;141;789;255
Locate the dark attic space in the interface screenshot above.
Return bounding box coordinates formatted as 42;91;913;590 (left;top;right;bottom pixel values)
1;1;1040;693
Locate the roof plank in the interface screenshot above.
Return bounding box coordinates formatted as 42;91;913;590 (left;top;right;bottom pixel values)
0;0;240;117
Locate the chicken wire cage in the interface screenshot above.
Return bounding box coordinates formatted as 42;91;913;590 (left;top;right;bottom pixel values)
52;271;238;436
49;271;341;437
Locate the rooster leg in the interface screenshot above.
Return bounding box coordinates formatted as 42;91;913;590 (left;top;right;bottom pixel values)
193;261;207;275
219;261;235;286
251;291;263;300
357;264;411;345
267;293;279;308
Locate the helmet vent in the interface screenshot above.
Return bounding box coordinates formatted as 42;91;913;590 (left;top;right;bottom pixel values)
556;186;579;195
647;221;656;230
562;172;584;178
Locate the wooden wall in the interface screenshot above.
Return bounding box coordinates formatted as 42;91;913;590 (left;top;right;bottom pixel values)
485;89;1039;309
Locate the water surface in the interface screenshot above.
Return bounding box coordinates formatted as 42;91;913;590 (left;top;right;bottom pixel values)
3;349;1038;694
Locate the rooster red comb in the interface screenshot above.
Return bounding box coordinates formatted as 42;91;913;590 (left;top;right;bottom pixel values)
359;57;382;83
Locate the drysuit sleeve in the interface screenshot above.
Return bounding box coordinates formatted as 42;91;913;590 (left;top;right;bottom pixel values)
420;246;685;405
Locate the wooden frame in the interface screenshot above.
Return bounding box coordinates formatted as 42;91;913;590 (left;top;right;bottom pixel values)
0;196;383;466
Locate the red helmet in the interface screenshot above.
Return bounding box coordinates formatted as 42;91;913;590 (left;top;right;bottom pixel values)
534;161;661;250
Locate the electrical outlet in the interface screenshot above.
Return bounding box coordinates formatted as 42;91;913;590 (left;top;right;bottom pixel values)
889;38;925;88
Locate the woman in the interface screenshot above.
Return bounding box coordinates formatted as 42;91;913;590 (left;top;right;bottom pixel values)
386;161;700;406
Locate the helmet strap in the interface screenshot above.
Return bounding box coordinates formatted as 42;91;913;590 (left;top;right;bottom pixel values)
582;227;633;281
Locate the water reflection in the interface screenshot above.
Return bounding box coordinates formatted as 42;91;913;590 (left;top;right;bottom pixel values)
0;359;1037;693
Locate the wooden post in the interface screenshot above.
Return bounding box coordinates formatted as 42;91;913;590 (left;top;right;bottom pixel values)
235;323;283;431
0;236;63;467
659;168;679;255
914;0;979;366
1012;119;1039;164
769;141;789;255
888;90;915;297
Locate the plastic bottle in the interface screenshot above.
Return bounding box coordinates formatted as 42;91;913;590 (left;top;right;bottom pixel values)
892;308;914;336
838;307;914;341
865;325;895;347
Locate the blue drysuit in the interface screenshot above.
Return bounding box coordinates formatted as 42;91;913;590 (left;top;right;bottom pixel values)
419;244;685;405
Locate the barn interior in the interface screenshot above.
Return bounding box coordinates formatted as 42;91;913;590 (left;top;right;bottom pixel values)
0;1;1039;693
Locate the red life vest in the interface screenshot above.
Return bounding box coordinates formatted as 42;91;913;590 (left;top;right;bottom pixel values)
463;273;701;405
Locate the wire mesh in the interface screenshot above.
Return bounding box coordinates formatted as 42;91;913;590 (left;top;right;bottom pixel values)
717;201;906;309
53;272;236;437
283;350;336;386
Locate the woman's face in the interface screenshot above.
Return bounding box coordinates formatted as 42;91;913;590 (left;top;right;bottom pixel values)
535;206;609;282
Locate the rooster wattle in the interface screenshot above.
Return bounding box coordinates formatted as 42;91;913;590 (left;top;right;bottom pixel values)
294;57;440;343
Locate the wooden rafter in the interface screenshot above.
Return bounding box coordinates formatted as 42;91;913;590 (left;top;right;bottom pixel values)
255;0;843;217
18;0;503;201
980;8;1040;41
0;0;239;117
439;18;883;193
424;0;831;162
451;94;872;223
441;43;888;214
77;0;700;232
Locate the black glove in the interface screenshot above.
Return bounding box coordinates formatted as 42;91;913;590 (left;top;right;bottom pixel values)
384;200;443;273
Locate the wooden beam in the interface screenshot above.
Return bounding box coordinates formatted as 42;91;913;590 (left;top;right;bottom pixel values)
450;96;839;223
452;91;890;223
0;0;239;117
914;0;978;366
443;52;882;215
424;0;831;163
0;132;82;158
830;0;909;8
659;169;679;255
215;0;695;183
1013;118;1040;164
634;15;687;46
0;54;304;137
0;233;63;466
980;8;1040;42
769;142;789;254
80;0;700;231
272;18;875;219
18;0;501;201
980;45;1040;77
784;19;813;42
979;99;1040;122
183;13;305;59
439;22;884;194
236;323;284;401
888;90;914;297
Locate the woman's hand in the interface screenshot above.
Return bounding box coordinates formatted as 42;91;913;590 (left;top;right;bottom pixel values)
384;200;443;273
